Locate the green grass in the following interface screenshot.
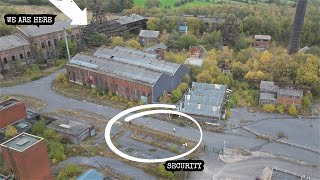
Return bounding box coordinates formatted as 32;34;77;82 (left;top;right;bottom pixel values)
134;0;216;8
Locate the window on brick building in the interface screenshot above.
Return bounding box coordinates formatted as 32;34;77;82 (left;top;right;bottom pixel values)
54;39;57;46
48;40;51;47
41;42;45;49
11;56;15;61
19;54;23;59
3;58;7;64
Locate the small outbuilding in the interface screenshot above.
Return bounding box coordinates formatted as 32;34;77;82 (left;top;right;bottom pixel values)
46;116;95;144
139;30;160;46
254;35;271;51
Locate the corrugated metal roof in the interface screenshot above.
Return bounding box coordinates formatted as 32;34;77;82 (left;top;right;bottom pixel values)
69;54;162;86
181;82;227;118
18;20;77;37
139;30;160;38
114;46;157;59
260;81;277;92
277;88;303;97
0;34;29;51
94;47;180;76
115;14;145;25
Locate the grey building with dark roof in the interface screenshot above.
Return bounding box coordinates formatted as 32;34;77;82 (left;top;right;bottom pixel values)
46;116;95;144
179;82;227;121
259;81;304;108
67;47;189;103
139;30;160;46
0;34;31;71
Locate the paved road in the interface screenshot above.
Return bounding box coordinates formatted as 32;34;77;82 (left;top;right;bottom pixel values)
58;156;155;180
1;70;320;178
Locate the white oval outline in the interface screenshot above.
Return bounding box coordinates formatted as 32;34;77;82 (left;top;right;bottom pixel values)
105;104;203;163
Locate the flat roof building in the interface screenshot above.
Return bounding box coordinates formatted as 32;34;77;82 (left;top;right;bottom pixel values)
0;133;53;180
254;35;271;51
180;82;227;121
0;98;27;130
47;116;95;144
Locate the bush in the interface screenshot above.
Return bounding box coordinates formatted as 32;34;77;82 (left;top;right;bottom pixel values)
277;131;287;138
32;120;46;135
55;73;68;85
43;129;60;141
57;165;83;180
302;96;311;110
287;105;298;116
263;104;276;113
171;89;182;103
5;125;17;139
156;163;174;179
276;104;285;114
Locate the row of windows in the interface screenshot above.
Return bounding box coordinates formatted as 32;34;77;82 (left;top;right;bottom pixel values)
39;33;80;49
0;52;31;64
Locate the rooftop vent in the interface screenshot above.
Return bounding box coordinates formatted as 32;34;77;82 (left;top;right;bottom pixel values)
16;139;30;146
59;124;71;129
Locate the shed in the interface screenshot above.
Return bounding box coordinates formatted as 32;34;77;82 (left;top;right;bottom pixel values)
46;117;95;144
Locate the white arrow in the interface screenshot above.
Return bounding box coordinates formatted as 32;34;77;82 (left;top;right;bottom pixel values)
49;0;87;25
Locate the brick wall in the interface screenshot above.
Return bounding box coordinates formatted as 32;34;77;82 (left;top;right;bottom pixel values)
66;65;153;103
1;140;53;180
0;45;32;70
254;40;270;50
0;101;27;129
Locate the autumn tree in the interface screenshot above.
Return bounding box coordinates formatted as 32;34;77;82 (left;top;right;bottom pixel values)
5;125;17;139
145;0;161;9
112;36;125;47
126;39;142;49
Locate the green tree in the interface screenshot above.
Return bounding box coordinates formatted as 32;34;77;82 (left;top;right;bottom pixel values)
87;33;110;46
302;96;311;110
43;129;60;141
5;126;17;139
178;34;199;50
32;119;46;135
276;104;285;114
45;140;66;163
145;0;161;9
58;40;77;58
171;89;182;103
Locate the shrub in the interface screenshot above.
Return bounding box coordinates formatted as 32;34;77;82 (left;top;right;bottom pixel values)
276;104;285;114
277;131;287;138
5;125;17;139
171;89;182;103
177;82;189;93
55;73;68;85
302;96;311;110
263;104;276;113
43;129;60;141
287;105;298;116
156;163;174;179
32;119;46;135
57;165;83;180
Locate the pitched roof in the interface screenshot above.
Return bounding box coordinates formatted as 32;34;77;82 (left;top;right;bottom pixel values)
68;54;163;86
139;30;160;38
181;82;227;118
260;81;277;92
277;88;303;97
115;14;145;25
260;92;276;101
94;47;181;76
0;34;29;51
17;20;77;37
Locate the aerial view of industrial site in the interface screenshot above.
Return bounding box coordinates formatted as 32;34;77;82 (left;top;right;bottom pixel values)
0;0;319;179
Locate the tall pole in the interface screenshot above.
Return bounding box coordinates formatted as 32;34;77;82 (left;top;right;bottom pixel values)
64;28;71;61
183;143;188;180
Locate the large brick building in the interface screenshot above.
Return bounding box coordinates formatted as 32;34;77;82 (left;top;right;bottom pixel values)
16;20;80;60
0;35;31;71
0;98;27;130
66;47;189;103
259;81;303;108
0;133;53;180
